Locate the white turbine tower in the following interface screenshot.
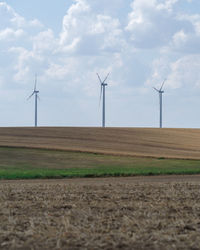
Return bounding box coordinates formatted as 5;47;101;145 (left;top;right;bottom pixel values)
27;74;40;127
153;79;166;128
97;73;109;128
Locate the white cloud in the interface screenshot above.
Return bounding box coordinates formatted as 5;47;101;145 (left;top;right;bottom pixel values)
32;29;56;52
9;47;43;82
146;53;200;91
168;55;200;89
172;30;188;47
58;0;126;55
1;0;199;91
29;19;43;28
0;28;24;40
0;2;25;28
59;0;90;46
157;0;179;11
126;0;193;49
0;2;43;29
1;0;200;127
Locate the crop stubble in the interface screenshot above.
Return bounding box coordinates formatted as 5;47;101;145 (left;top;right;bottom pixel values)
1;178;200;249
1;127;200;159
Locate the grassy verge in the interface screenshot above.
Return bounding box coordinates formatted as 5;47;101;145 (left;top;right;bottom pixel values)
1;147;200;179
1;167;200;180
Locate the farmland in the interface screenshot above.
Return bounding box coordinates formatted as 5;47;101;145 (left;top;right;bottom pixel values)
0;127;200;179
1;177;200;249
0;127;200;159
1;127;200;249
1;146;200;179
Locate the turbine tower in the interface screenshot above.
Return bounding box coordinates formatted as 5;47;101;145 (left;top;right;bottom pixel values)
153;79;166;128
97;73;109;128
27;74;40;127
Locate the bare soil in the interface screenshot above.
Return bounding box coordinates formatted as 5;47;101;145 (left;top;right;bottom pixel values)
0;127;200;159
1;176;200;249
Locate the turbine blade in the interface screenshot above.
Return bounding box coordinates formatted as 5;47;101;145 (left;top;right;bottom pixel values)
27;92;34;100
99;85;103;107
160;79;166;91
34;74;37;91
97;73;102;84
102;73;110;84
153;87;159;92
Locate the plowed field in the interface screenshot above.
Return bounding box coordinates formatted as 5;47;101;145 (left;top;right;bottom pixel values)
1;176;200;249
0;127;200;159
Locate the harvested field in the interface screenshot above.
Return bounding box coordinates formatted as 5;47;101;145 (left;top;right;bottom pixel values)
0;127;200;159
1;176;200;249
2;147;200;179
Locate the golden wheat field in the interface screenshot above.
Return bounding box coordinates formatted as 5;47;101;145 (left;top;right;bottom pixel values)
1;177;200;250
1;127;200;159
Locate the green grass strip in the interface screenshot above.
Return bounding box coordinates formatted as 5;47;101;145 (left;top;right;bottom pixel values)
1;166;200;180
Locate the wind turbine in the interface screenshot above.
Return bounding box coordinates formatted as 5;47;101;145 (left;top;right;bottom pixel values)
97;73;109;128
153;79;166;128
27;74;40;127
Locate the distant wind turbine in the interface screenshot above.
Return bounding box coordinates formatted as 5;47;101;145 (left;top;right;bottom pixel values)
27;74;40;127
97;73;109;128
153;79;166;128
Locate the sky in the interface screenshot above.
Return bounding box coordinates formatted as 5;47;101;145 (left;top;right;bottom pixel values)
0;0;200;128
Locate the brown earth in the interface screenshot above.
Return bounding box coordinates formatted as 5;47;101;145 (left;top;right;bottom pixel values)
1;175;200;185
1;176;200;249
0;127;200;159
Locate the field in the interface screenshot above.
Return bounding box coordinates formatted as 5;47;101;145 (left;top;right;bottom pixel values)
1;177;200;249
1;127;200;249
1;147;200;179
0;127;200;179
0;127;200;159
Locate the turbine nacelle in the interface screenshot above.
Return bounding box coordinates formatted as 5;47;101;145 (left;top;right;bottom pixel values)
27;90;39;99
154;88;164;94
101;83;108;87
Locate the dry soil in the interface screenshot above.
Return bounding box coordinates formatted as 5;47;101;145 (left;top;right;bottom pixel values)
1;176;200;249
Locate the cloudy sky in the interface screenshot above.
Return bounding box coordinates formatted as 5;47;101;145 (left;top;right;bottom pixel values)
0;0;200;127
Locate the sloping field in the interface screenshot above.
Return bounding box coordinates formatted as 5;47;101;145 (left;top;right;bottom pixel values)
0;127;200;159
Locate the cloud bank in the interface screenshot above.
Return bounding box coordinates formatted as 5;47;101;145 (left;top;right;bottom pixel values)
0;0;200;127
